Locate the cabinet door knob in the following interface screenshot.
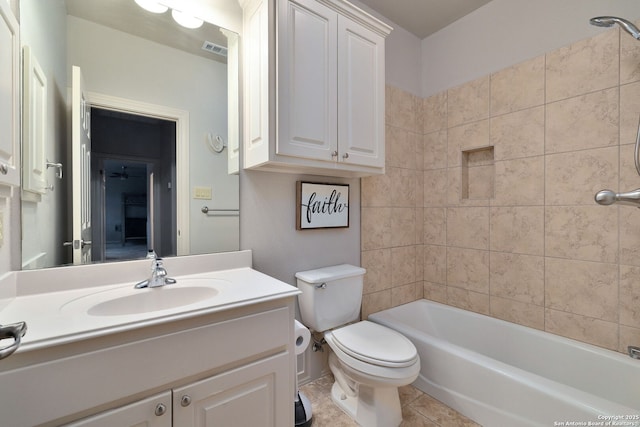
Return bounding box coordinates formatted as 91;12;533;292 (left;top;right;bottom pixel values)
155;403;167;416
0;163;7;175
331;150;338;157
342;153;349;159
181;395;192;407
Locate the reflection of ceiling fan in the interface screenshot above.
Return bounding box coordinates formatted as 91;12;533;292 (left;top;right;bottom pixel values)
109;166;143;180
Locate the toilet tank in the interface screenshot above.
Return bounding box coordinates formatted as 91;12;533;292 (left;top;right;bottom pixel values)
295;264;366;332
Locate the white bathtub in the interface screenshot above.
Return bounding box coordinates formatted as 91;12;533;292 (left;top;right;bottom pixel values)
369;300;640;427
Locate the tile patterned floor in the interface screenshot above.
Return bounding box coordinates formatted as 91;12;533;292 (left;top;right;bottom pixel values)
299;375;482;427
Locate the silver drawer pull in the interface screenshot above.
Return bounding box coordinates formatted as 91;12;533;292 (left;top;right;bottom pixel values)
181;395;192;407
155;403;167;416
0;322;27;360
0;163;7;175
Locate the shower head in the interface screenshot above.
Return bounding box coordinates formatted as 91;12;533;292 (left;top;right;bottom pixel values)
589;16;640;40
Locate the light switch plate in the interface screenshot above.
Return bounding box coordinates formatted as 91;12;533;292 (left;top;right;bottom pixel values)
193;186;212;200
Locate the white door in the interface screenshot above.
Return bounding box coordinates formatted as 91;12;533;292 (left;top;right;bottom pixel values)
0;0;19;187
70;66;92;264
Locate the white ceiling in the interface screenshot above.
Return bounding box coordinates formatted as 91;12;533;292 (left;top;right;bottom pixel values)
356;0;493;39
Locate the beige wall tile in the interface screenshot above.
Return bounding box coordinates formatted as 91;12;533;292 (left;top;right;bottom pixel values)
545;308;618;350
391;282;421;306
423;208;446;245
446;247;489;293
619;325;640;354
361;207;392;251
446;207;489;250
491;55;545;116
620;207;640;266
386;85;417;131
490;296;544;330
423;130;448;170
546;30;619;103
490;252;544;305
491;106;544;161
447;76;490;127
415;244;424;280
423;91;447;134
545;206;618;263
546;88;619;154
424;169;448;207
423;244;446;285
492;157;545;206
362;249;392;294
391;207;416;247
447;287;490;315
361;290;392;319
386;125;413;169
621;21;640;85
389;167;417;207
619;143;638;191
447;120;490;167
619;81;640;146
545;258;618;322
490;206;544;255
391;245;416;286
545;147;618;205
415;208;424;245
620;265;640;328
423;281;447;304
361;173;392;207
412;132;423;172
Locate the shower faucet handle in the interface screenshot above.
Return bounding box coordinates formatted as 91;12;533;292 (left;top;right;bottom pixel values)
595;188;640;207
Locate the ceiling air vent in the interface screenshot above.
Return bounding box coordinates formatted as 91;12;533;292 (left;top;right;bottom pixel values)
201;41;228;57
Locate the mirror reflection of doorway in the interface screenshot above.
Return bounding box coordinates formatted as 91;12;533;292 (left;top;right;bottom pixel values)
90;108;177;263
104;160;149;261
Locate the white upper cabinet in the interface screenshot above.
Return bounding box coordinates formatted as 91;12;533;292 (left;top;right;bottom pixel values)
0;0;20;187
240;0;391;177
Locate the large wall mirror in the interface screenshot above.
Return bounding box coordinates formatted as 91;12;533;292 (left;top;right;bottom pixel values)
20;0;241;270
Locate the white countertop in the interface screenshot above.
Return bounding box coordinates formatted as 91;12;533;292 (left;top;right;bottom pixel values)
0;252;300;353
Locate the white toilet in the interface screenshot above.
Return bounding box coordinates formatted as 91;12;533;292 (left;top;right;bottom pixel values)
296;264;420;427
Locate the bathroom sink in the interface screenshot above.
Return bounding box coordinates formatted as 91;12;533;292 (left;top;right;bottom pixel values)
88;286;218;316
60;278;227;317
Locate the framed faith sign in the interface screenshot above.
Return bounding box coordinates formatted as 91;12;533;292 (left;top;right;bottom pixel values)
296;181;350;230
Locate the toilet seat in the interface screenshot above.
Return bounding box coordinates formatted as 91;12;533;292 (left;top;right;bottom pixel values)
329;321;418;368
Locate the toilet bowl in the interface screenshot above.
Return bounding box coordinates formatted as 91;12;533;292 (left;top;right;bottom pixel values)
295;264;420;427
323;321;420;427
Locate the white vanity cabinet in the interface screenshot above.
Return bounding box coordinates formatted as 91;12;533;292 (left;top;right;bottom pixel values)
241;0;391;177
0;298;296;427
0;0;20;187
67;352;290;427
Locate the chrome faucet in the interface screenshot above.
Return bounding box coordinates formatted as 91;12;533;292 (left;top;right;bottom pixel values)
135;256;177;289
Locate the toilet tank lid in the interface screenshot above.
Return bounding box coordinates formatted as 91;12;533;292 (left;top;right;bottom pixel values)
295;264;366;284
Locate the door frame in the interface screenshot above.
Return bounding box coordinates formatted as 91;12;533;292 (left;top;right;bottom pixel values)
86;91;190;255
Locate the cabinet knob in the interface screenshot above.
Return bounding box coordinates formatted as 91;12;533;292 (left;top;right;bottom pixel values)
331;150;338;157
342;153;349;159
181;395;192;407
155;403;167;416
0;163;7;175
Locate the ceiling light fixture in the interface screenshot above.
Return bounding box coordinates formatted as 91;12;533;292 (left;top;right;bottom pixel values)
171;9;204;29
134;0;168;14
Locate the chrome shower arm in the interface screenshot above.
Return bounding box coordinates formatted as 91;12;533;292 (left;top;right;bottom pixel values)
595;189;640;207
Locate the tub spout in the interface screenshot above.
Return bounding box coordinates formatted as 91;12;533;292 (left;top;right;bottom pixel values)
629;346;640;360
595;189;640;207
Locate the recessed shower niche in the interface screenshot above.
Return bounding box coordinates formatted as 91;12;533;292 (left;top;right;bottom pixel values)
461;146;494;200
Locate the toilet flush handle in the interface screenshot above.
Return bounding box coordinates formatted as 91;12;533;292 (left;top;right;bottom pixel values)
315;282;327;289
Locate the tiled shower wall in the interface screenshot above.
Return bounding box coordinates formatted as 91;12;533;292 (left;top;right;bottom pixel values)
361;26;640;353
